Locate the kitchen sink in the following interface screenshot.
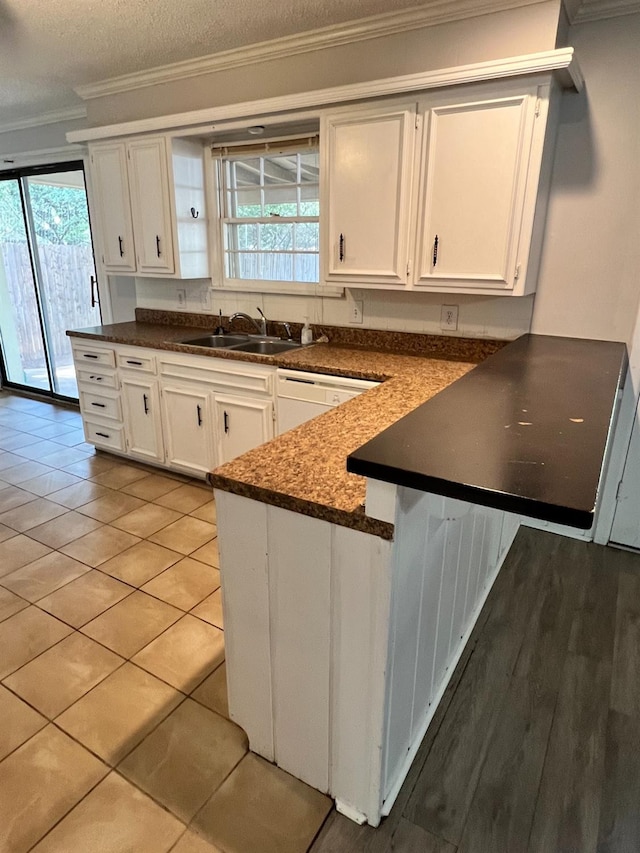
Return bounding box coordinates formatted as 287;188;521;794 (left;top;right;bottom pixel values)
179;334;250;348
230;340;303;355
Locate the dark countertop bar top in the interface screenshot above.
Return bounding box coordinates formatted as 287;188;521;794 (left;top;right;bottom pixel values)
348;334;628;529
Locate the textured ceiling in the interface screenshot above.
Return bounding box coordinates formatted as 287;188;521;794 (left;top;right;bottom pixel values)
0;0;427;127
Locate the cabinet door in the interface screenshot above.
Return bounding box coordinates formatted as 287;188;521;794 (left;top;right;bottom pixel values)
127;138;175;274
414;91;538;291
323;107;415;286
214;394;274;465
161;385;213;476
121;377;163;462
89;143;136;272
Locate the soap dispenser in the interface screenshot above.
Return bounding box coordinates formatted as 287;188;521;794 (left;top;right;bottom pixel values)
301;317;313;345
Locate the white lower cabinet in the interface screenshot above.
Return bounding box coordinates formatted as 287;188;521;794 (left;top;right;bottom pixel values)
121;377;163;463
161;385;215;477
72;340;276;477
214;394;274;465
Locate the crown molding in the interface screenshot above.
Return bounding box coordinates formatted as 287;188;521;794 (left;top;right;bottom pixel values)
67;48;582;144
570;0;640;23
74;0;545;101
0;106;87;135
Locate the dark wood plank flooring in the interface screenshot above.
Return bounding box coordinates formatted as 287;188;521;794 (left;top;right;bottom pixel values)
310;526;640;853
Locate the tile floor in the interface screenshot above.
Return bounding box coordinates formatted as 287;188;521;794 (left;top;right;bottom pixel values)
0;391;332;853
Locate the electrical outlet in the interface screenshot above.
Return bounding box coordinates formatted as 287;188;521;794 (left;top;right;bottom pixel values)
177;288;187;309
440;304;459;331
350;299;364;325
200;288;212;310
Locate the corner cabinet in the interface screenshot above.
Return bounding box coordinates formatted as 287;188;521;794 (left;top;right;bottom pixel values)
88;136;209;279
321;77;560;296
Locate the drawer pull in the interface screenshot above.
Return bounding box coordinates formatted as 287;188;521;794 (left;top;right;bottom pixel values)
197;404;203;427
143;394;149;415
95;431;110;439
83;353;99;359
91;402;106;408
126;360;143;366
89;375;102;381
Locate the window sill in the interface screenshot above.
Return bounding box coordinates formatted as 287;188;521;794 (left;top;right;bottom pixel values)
216;279;344;297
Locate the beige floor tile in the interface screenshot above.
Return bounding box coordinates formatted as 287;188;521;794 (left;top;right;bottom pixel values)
149;516;217;555
60;525;141;567
0;483;38;513
61;454;119;479
19;469;82;496
50;429;86;447
121;473;184;501
111;502;182;537
4;632;123;718
13;439;63;461
30;772;185;853
1;460;56;484
82;591;183;658
191;588;224;629
0;684;47;760
0;534;51;577
28;510;104;549
143;558;221;611
77;490;145;523
0;586;29;622
46;479;112;508
0;725;108;853
192;753;332;853
37;570;133;628
189;500;217;524
172;831;225;853
155;483;214;513
1;551;91;602
119;698;247;821
0;496;69;532
0;451;28;470
56;662;182;764
191;537;221;568
29;421;77;439
133;615;225;692
38;446;92;468
91;463;152;490
0;606;72;679
191;663;229;719
99;540;183;586
0;431;45;451
0;522;17;542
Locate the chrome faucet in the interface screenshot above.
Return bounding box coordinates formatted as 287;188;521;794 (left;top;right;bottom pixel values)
229;309;267;336
280;322;293;340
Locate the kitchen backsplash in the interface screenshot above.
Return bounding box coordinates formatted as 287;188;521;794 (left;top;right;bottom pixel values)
134;277;534;341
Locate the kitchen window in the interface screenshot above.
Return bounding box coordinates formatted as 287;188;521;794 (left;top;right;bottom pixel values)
215;139;319;290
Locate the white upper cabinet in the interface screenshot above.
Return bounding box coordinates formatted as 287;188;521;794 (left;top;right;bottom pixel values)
414;84;543;294
89;136;209;279
322;106;416;287
321;78;557;296
89;143;136;272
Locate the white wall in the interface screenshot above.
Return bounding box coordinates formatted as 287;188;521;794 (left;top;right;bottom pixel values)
0;117;87;164
531;13;640;346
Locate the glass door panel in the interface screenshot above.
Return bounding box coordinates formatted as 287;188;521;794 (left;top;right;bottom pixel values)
25;170;101;399
0;179;52;392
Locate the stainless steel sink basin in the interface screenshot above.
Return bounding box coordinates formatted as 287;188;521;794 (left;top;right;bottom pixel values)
179;334;250;348
229;340;303;355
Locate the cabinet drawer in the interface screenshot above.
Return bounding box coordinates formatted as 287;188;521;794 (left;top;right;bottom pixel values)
117;351;156;373
84;420;125;451
77;368;119;390
73;346;116;368
159;357;273;395
79;390;122;421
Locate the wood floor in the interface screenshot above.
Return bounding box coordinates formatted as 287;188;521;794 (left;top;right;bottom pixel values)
310;526;640;853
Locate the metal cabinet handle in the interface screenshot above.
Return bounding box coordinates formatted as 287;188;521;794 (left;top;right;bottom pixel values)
197;404;203;426
224;411;230;434
118;236;124;257
126;360;143;366
156;235;161;257
95;431;110;438
90;275;99;308
433;234;439;268
143;394;149;415
89;375;102;381
339;233;345;263
91;402;106;408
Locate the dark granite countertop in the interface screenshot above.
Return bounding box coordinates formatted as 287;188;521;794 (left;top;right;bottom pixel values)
348;334;628;529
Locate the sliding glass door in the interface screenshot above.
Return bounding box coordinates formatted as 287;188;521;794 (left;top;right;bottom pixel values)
0;163;101;400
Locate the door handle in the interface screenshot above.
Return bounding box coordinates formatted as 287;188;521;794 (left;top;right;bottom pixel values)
433;234;439;268
118;236;124;257
339;233;345;263
156;235;161;257
197;404;203;426
90;275;99;308
143;394;149;414
224;411;229;434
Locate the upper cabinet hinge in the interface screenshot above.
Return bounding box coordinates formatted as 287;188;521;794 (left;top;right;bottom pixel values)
514;263;521;281
272;404;277;423
535;98;541;118
616;479;624;501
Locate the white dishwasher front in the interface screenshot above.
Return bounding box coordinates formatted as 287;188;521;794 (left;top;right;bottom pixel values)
276;368;379;435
